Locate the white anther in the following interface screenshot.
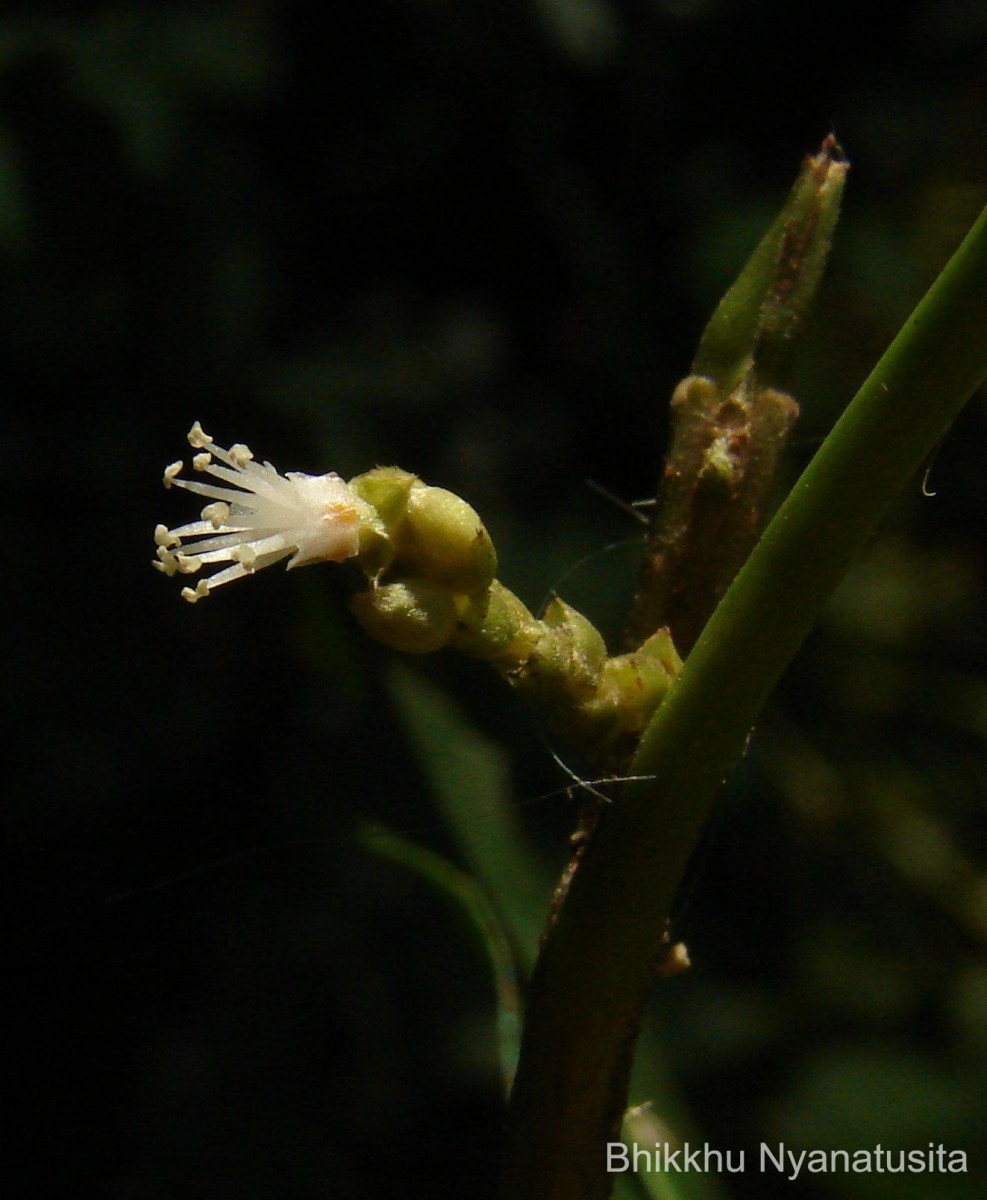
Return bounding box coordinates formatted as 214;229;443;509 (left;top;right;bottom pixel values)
193;451;213;471
154;524;180;548
187;421;213;450
200;502;230;529
175;553;203;574
231;544;257;571
181;580;210;604
229;443;254;466
162;461;183;488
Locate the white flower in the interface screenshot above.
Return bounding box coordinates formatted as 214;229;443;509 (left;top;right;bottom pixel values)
154;421;366;602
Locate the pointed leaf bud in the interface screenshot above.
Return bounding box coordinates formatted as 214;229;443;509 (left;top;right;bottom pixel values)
625;139;846;653
693;134;848;395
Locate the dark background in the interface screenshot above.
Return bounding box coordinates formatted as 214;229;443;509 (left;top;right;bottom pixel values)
5;2;986;1197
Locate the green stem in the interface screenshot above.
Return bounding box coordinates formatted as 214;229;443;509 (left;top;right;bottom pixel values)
498;206;987;1200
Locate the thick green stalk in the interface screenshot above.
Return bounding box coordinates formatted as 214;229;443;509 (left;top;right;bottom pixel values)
390;666;724;1200
498;206;987;1200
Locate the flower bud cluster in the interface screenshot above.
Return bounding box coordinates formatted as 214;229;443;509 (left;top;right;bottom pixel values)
509;598;682;769
156;433;680;769
344;467;682;766
347;467;499;653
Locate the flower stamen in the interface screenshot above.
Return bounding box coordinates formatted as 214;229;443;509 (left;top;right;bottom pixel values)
154;423;369;602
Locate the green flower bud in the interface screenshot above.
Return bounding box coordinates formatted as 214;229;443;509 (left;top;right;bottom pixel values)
601;653;673;729
604;628;680;731
542;597;607;697
511;600;608;717
566;627;681;765
349;579;457;654
402;483;498;595
348;466;417;527
634;626;683;678
453;581;541;667
347;467;420;578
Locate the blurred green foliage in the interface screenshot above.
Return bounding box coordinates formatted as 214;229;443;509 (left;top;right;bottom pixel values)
4;2;985;1197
